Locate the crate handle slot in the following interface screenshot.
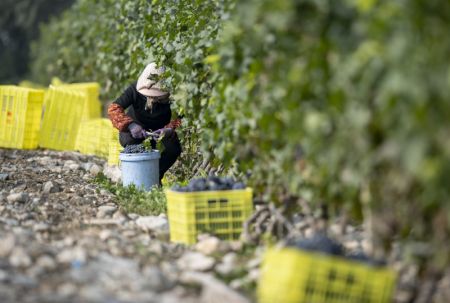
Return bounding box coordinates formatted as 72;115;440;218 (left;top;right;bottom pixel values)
207;199;229;205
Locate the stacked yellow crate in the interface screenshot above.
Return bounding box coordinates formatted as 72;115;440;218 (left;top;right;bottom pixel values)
75;118;117;159
39;86;85;151
0;86;45;149
54;82;102;120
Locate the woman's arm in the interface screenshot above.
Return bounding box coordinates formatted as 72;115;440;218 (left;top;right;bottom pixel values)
108;84;135;131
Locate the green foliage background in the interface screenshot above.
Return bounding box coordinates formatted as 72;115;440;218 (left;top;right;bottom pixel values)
208;0;450;268
32;0;450;272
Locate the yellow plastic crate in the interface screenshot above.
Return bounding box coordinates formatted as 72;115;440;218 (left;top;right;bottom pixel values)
0;86;45;149
108;137;122;166
55;82;101;119
39;86;85;151
258;247;396;303
75;118;117;159
166;188;253;244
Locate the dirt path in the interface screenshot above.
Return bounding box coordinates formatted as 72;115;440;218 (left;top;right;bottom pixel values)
0;149;252;303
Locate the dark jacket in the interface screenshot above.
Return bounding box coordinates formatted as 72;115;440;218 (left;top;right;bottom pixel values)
108;82;171;132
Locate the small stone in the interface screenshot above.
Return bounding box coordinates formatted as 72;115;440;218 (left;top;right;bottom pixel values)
38;156;52;166
229;241;244;252
9;247;32;267
99;230;113;241
246;257;261;269
103;165;122;183
42;181;60;194
128;213;139;220
36;255;56;270
142;266;174;292
195;236;221;255
57;247;87;264
51;167;62;173
248;268;260;281
64;161;80;171
177;252;215;272
0;269;8;282
216;253;237;275
96;205;117;218
81;162;93;172
0;173;8;181
136;216;169;233
89;164;101;176
58;283;78;297
0;234;15;257
33;223;50;232
7;193;29;203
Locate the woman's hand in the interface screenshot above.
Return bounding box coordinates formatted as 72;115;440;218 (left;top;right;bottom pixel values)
154;128;175;139
128;122;146;139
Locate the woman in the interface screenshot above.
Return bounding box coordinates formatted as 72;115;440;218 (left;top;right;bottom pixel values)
108;62;182;182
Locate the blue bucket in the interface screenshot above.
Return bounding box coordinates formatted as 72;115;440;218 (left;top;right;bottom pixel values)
119;150;161;191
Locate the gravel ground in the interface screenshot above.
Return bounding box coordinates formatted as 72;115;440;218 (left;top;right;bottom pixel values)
1;148;449;303
0;149;252;303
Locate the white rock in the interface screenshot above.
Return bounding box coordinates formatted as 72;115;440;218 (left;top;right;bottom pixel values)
89;164;101;176
195;236;221;255
142;265;173;292
0;269;7;282
38;156;52;166
248;268;260;281
177;252;215;272
69;163;80;170
216;253;237;275
42;181;60;194
0;234;15;257
57;247;87;264
136;216;169;233
9;247;32;267
36;255;56;270
7;193;28;203
96;205;117;218
128;213;140;220
58;283;78;297
99;230;113;241
246;257;261;269
51;166;62;173
63;161;80;171
33;223;50;232
81;162;93;172
103;165;122;183
100;189;110;196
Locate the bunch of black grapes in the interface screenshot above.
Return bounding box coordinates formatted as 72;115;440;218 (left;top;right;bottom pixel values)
121;144;147;154
287;233;385;266
172;176;246;192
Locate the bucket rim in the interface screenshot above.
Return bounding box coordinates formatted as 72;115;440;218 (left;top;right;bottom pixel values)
119;150;161;161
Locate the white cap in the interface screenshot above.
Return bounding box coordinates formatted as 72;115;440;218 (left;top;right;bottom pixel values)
136;62;169;98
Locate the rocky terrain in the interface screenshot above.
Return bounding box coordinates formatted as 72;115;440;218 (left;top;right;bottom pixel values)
1;148;449;303
0;149;254;303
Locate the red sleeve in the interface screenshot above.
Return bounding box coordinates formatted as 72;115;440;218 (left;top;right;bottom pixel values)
108;103;133;132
